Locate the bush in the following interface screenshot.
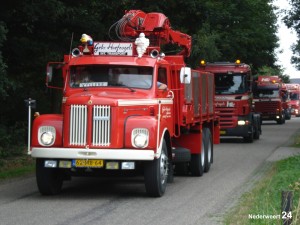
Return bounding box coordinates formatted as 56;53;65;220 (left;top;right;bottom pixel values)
0;122;27;158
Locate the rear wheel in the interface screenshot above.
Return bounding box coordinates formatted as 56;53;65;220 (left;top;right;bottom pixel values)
203;128;212;173
144;140;169;197
190;132;205;176
36;159;63;195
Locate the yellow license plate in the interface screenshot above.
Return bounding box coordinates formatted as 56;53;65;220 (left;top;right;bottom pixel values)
220;130;226;135
73;159;104;168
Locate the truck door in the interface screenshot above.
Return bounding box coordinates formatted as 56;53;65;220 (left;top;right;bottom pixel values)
157;67;174;135
46;62;64;113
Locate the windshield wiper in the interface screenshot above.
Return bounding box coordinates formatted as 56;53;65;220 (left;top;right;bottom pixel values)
114;83;136;92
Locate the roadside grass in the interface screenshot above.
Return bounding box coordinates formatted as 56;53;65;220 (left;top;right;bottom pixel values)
292;134;300;148
224;154;300;225
0;153;35;180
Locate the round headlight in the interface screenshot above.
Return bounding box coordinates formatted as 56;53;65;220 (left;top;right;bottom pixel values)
133;133;148;148
40;131;55;146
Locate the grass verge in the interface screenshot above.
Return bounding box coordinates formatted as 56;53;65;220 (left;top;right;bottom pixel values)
0;154;35;180
224;155;300;225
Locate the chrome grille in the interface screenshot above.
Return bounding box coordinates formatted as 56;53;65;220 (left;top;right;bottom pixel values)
69;105;111;146
92;105;111;146
217;107;237;128
70;105;87;145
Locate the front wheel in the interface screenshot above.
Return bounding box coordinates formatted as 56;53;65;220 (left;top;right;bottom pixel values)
253;122;260;140
244;126;254;143
144;140;169;197
36;159;64;195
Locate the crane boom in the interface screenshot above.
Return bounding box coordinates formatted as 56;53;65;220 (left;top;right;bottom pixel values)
109;10;192;57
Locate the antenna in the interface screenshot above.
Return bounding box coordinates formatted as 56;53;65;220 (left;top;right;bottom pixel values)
69;32;74;61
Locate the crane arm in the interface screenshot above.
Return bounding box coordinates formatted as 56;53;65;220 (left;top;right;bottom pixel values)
109;10;192;57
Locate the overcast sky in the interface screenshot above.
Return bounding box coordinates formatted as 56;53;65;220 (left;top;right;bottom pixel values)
273;0;300;79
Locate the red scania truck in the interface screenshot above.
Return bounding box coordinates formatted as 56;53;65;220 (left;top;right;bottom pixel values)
27;10;220;197
198;61;261;142
286;83;300;117
253;75;289;124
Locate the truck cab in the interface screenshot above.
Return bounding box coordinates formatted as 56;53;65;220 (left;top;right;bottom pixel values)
198;60;261;143
286;83;300;117
253;76;288;124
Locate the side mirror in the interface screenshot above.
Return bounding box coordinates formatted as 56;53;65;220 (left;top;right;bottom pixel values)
47;66;53;83
180;67;191;84
46;62;64;89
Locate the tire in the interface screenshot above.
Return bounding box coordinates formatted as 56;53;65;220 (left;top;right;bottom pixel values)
244;126;254;143
203;128;213;173
36;159;63;195
144;140;169;197
190;132;205;176
277;115;285;124
254;125;260;140
167;161;174;184
283;115;286;124
253;119;260;140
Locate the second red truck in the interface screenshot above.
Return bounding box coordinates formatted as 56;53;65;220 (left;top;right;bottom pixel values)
198;61;261;142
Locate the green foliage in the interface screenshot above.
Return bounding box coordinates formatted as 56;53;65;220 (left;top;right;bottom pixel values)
0;21;12;99
283;0;300;70
0;156;35;180
194;0;278;70
190;22;221;67
0;122;27;158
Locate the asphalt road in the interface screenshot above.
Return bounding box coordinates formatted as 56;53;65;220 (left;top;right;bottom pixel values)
1;118;300;225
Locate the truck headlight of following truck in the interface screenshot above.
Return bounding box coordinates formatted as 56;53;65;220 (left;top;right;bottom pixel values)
38;126;56;146
238;120;249;126
131;128;149;148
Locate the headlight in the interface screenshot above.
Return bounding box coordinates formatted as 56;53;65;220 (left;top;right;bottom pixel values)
38;126;56;146
41;132;54;145
238;120;246;126
131;128;149;148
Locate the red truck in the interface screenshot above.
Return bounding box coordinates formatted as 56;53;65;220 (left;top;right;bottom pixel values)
253;75;289;124
198;61;261;142
286;83;300;117
27;10;220;197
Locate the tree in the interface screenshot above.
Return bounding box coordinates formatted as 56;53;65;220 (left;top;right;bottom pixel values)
0;21;11;99
283;0;300;70
202;0;278;71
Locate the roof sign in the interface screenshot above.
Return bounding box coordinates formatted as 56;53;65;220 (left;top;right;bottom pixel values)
94;42;133;56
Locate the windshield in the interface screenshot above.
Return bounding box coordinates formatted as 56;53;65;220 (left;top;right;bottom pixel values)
69;65;153;89
253;89;280;98
215;73;247;94
290;92;299;100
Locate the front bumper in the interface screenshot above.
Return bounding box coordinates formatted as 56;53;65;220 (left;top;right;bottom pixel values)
260;114;280;121
220;125;250;137
31;147;155;160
